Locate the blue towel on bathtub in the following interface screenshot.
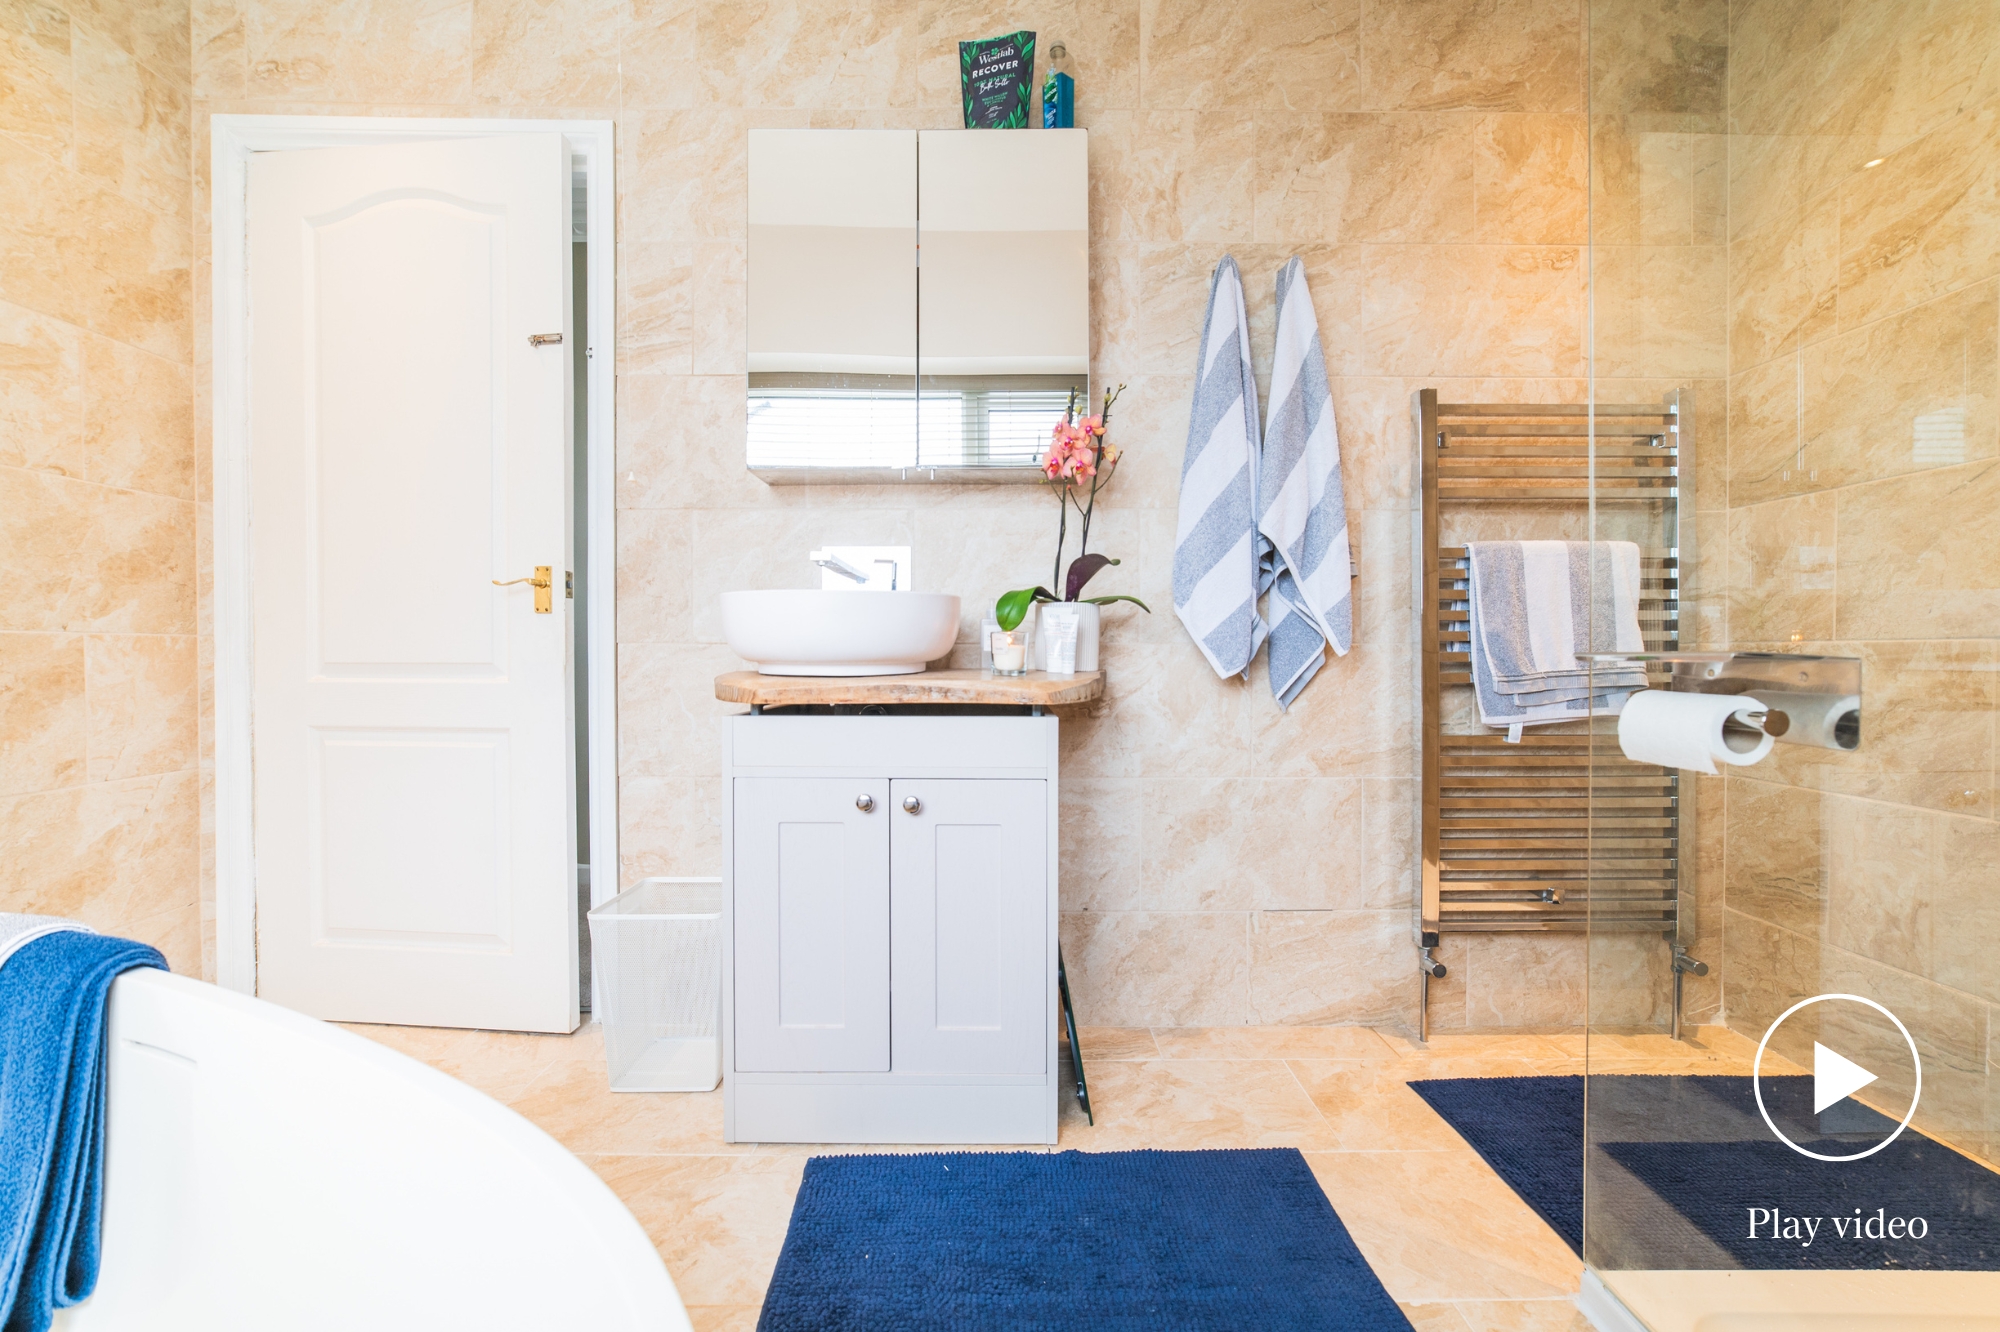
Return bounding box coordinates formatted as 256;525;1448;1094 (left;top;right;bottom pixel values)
0;927;164;1332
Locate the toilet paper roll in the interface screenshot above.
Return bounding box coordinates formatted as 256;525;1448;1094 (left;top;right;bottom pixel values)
1767;692;1861;752
1617;690;1775;774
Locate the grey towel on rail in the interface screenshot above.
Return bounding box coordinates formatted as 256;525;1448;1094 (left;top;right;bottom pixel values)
1258;257;1352;711
1467;541;1645;729
1470;542;1646;692
1173;255;1268;679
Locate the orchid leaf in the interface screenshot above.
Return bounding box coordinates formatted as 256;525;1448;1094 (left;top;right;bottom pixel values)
1080;594;1152;613
995;586;1058;632
1064;554;1120;602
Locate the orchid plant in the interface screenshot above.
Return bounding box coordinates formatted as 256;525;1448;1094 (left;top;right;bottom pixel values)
995;384;1151;633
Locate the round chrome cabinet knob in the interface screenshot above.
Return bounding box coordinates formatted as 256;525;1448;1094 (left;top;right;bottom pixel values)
855;794;875;812
901;796;922;814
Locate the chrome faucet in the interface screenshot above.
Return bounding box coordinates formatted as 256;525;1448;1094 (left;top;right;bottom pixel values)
811;550;873;584
810;546;907;590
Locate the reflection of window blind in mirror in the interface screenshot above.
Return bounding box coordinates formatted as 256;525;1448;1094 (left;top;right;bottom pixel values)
746;374;916;469
917;377;1085;469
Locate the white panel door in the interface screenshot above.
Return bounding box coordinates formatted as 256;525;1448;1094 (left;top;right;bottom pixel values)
889;779;1046;1075
248;135;576;1032
733;778;889;1072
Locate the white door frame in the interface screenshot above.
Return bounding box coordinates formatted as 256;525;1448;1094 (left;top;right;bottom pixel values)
210;114;618;996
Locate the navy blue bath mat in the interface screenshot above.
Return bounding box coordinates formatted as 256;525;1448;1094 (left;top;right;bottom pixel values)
756;1148;1412;1331
1409;1075;2000;1270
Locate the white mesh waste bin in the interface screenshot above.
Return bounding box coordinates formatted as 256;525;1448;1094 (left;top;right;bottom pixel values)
587;877;722;1092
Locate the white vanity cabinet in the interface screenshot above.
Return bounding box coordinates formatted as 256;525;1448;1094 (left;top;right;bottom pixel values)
720;714;1059;1144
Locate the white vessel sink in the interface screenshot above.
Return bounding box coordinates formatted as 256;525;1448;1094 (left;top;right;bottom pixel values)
720;590;960;676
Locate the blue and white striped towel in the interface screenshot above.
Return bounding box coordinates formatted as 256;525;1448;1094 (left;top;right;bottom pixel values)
1173;255;1268;679
1259;257;1351;710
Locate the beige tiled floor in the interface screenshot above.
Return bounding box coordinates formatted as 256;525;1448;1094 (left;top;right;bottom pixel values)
343;1020;1780;1332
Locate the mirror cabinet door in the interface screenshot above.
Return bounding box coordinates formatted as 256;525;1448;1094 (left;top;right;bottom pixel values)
916;129;1089;472
747;129;918;474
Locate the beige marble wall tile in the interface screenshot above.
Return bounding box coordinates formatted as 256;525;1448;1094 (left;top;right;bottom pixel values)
471;0;626;106
1087;110;1254;245
0;632;86;796
620;108;747;243
1723;491;1835;642
615;374;761;511
618;0;697;109
1361;0;1582;114
0;770;199;953
1253;113;1476;246
1474;114;1586;245
1359;244;1587;377
192;1;247;101
1138;0;1361;112
1054;776;1144;910
1800;281;1999;492
1723;351;1802;506
0;470;196;634
1929;815;2000;1005
1459;933;1585;1028
615;641;742;781
1728;192;1837;374
75;181;191;364
73;21;191;222
85;633;197;781
244;0;474;102
0;302;85;477
1723;775;1824;939
1;0;75;165
618;773;722;887
1823;791;1934;979
1249;910;1411;1025
698;0;921;109
1758;639;1994;818
613;507;693;642
1727;0;1835;136
1589;244;1726;379
1721;906;1820;1061
1058;910;1249;1026
1810;0;2000;158
1838;101;2000;331
618;242;694;377
1821;945;1990;1149
1835;459;2000;639
0;135;94;329
1119;777;1358;912
1249;642;1414;779
1587;0;1726;122
82;335;194;497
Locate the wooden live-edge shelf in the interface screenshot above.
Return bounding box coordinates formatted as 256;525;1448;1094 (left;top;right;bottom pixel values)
714;668;1105;709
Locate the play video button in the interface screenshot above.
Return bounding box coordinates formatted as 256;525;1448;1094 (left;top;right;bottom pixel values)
1812;1042;1878;1114
1754;993;1922;1163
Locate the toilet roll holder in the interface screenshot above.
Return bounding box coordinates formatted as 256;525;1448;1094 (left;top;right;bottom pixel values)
1584;651;1863;752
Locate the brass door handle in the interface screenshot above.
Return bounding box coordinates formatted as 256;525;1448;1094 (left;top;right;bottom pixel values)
494;566;553;613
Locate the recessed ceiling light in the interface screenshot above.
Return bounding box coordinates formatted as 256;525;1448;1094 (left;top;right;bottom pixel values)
1863;158;1885;168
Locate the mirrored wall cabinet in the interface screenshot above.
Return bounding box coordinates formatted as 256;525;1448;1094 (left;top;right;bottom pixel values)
747;129;1089;483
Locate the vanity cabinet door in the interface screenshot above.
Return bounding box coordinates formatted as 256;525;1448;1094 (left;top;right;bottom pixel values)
888;779;1047;1075
733;778;890;1072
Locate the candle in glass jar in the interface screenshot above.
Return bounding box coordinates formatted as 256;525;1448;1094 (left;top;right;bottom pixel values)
992;634;1027;673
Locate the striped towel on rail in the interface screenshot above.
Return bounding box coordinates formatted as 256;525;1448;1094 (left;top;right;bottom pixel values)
1173;255;1267;679
1258;256;1351;710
